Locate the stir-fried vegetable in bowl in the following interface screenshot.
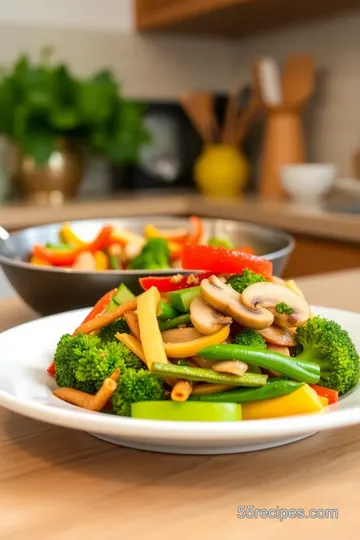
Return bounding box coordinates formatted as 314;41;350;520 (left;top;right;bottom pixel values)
49;246;359;422
29;216;257;271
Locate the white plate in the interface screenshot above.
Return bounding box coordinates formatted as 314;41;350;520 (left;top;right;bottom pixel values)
0;306;359;454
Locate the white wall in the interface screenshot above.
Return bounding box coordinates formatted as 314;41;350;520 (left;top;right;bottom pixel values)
0;0;134;31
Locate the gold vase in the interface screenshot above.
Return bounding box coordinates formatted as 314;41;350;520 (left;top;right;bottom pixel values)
11;140;84;205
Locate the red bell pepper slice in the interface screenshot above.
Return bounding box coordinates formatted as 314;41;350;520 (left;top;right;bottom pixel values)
47;362;56;375
139;272;213;292
47;286;117;375
34;226;114;267
309;384;339;405
81;287;117;324
187;216;204;244
235;246;256;255
181;244;273;278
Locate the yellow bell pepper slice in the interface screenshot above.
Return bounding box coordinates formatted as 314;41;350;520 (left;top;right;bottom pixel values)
59;223;86;248
94;250;108;270
242;383;325;420
116;333;148;367
164;325;230;359
29;255;51;266
144;224;182;257
137;286;169;367
319;396;329;407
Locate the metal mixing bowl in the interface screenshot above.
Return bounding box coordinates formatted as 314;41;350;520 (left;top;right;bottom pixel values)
0;217;294;315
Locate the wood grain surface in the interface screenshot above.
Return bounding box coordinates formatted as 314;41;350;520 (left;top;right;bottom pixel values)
0;271;359;539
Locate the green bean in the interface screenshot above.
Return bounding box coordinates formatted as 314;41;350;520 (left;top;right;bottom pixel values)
189;380;304;403
151;362;268;387
157;301;179;321
109;254;121;270
158;313;191;331
199;345;320;384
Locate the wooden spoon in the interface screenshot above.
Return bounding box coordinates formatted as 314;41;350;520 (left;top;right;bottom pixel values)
282;54;315;109
235;90;261;144
222;92;238;145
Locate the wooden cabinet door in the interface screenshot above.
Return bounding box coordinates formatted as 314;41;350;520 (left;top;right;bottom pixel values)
136;0;248;30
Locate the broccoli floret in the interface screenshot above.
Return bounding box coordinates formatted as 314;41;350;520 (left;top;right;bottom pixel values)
130;238;170;270
233;329;267;349
276;302;295;315
295;317;360;394
54;333;96;391
208;237;235;249
54;333;142;394
227;269;266;293
98;318;130;344
111;369;165;416
76;340;142;391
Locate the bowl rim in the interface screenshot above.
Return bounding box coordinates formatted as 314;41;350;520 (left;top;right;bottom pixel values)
0;216;295;275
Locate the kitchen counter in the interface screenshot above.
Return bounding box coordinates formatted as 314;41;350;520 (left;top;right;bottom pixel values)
0;269;359;538
3;192;360;243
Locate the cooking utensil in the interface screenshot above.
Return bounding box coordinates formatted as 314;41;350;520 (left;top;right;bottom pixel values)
255;54;315;200
235;91;260;144
254;58;283;109
180;92;218;144
282;54;315;108
0;217;294;315
222;92;238;145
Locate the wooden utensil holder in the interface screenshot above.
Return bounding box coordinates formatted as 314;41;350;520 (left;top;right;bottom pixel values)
259;109;305;199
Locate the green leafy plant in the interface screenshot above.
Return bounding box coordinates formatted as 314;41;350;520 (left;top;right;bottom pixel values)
0;48;149;165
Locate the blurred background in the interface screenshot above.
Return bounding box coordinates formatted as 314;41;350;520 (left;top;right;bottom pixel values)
0;0;360;281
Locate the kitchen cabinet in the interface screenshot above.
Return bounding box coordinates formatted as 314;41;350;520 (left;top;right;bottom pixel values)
283;234;360;279
135;0;360;38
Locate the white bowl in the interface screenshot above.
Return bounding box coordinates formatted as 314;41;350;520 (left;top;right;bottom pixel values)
280;164;337;203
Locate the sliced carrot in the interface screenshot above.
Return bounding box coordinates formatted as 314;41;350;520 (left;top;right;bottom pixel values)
309;384;338;405
73;297;138;335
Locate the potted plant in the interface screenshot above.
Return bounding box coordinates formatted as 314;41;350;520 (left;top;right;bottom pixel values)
0;48;149;204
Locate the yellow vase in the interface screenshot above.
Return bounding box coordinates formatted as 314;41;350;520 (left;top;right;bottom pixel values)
194;144;249;198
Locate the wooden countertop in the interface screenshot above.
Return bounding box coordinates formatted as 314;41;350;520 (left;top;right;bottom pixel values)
2;192;360;243
0;269;360;538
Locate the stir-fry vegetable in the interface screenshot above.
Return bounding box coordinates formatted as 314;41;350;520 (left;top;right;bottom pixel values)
151;362;268;387
34;226;114;267
29;217;257;272
199;345;320;384
181;244;273;278
51;264;359;422
139;272;212;292
131;401;242;422
242;384;326;419
189;380;304;403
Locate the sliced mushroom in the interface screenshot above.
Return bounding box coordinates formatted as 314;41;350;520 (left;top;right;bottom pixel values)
228;301;274;330
161;327;203;343
190;296;232;335
73;252;96;271
212;360;248;377
241;282;310;328
201;275;239;311
266;343;290;356
257;325;296;347
200;275;273;330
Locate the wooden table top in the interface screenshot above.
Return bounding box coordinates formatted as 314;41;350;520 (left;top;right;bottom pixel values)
0;270;360;539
